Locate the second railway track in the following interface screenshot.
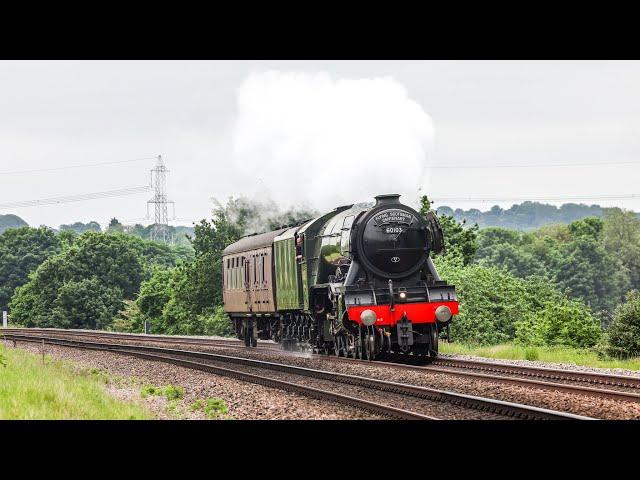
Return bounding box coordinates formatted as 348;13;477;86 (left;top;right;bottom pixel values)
1;332;590;420
5;327;640;406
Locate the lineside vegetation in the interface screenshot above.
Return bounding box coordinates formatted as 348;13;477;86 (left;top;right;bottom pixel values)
0;345;152;420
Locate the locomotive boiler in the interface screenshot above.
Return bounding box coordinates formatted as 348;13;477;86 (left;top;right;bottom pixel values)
222;194;458;361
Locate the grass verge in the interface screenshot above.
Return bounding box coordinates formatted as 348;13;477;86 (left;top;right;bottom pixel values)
0;344;153;419
189;397;233;419
440;342;640;370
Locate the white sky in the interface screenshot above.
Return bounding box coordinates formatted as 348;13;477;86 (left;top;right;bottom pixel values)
0;60;639;229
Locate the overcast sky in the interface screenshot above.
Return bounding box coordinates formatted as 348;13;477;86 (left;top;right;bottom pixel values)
1;60;639;229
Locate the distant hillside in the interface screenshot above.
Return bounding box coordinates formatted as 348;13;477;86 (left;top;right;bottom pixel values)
436;201;639;230
0;214;28;233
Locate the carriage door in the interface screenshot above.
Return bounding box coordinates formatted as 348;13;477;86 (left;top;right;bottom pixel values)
243;256;252;312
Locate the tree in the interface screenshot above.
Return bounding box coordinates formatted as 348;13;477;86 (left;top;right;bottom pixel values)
551;236;629;313
475;228;546;278
515;298;602;348
107;218;124;233
0;227;61;311
51;279;123;330
137;267;174;320
130;197;258;336
568;217;603;240
434;248;535;344
435;247;602;346
476;217;632;317
420;196;479;265
606;290;640;358
602;208;640;290
438;201;606;230
10;232;145;328
59;221;101;234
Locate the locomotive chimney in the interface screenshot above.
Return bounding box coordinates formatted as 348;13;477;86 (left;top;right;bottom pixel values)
374;194;401;207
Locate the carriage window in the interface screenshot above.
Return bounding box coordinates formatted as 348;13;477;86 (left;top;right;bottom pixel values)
342;215;354;229
234;258;238;288
261;255;265;285
296;235;304;262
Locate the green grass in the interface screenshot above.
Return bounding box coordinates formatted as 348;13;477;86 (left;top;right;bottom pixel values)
140;384;163;398
440;342;640;370
139;383;187;418
0;345;153;419
140;383;184;401
163;385;185;400
189;397;232;419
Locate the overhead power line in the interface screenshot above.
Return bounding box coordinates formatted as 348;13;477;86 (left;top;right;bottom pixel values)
425;160;640;169
0;157;157;176
0;186;151;209
432;194;640;203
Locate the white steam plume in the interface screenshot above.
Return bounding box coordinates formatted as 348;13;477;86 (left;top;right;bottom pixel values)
232;71;434;211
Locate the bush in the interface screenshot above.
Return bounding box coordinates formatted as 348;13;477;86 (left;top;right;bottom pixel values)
51;279;123;330
204;398;229;418
163;385;185;400
12;276;123;330
140;385;162;398
435;246;602;347
436;248;547;344
189;397;230;419
606;290;640;358
10;233;145;329
198;306;234;337
515;298;602;349
110;300;144;333
135;265;233;337
0;227;61;311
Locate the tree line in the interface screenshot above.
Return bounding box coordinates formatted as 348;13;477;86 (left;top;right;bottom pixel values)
427;196;640;357
1;198;316;338
438;201;640;230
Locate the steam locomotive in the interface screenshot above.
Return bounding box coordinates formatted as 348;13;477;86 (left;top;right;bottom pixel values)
222;194;458;361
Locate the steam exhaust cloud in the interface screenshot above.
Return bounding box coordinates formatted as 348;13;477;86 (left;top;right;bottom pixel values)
232;71;435;212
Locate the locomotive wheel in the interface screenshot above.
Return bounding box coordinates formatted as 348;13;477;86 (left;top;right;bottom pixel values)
429;324;439;357
334;336;343;357
364;334;375;361
363;334;371;360
346;335;355;358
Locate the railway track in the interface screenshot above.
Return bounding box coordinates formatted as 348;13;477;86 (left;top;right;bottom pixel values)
1;332;590;420
0;327;279;350
317;355;640;403
5;327;640;404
